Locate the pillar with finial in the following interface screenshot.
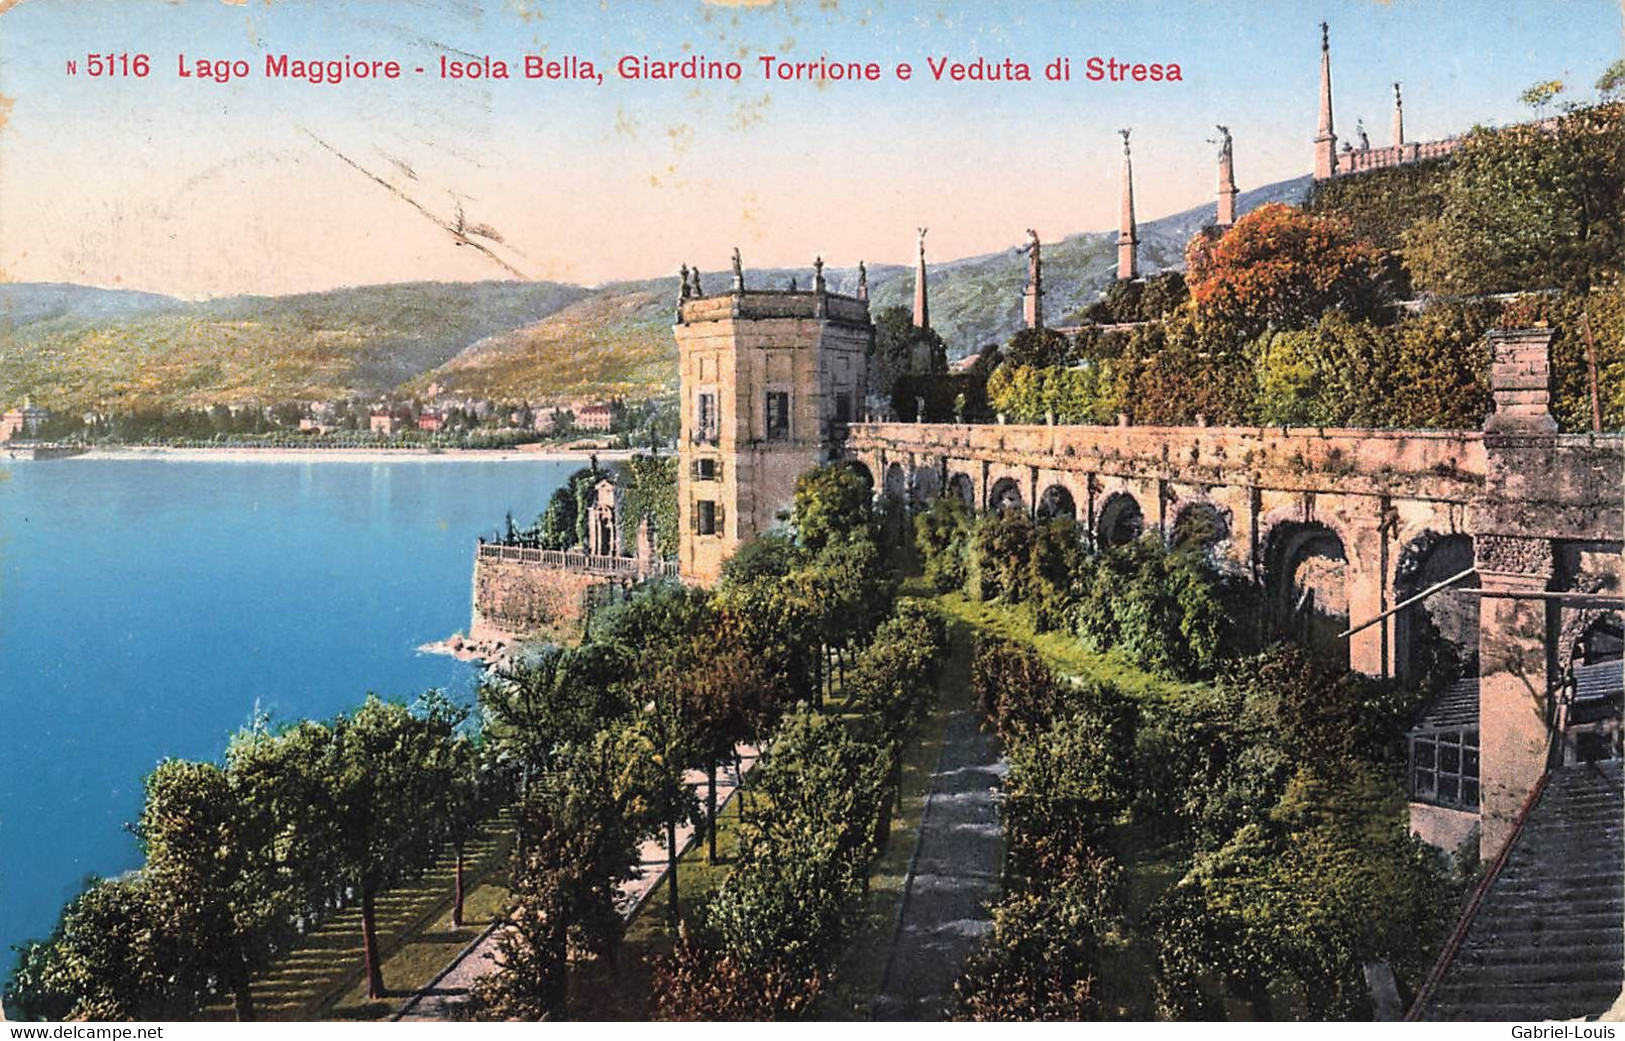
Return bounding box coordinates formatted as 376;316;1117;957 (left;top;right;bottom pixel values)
857;260;869;302
690;264;703;297
912;228;930;329
1215;124;1238;228
813;256;828;317
1392;81;1404;147
731;247;744;293
1022;229;1044;330
1314;21;1338;179
1117;129;1139;281
679;263;691;300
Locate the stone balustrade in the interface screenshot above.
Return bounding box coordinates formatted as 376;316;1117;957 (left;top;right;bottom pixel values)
1335;136;1462;176
476;542;678;579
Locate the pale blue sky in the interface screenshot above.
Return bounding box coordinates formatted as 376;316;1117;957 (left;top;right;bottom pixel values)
1;0;1619;296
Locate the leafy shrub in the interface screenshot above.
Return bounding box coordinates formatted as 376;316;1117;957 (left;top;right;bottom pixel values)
1003;710;1135;874
914;496;973;592
949;854;1129;1021
966;508;1037;603
1186;203;1386;340
651;936;823;1021
1402;102;1624;297
971;638;1062;739
847;601;948;747
1027;518;1088;632
1074;539;1230;680
1150;766;1457;1021
617;453;678;559
655;703;894;1018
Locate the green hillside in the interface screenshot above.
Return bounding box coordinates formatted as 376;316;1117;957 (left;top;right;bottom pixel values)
1;174;1312;412
0;281;584;412
408;280;679;402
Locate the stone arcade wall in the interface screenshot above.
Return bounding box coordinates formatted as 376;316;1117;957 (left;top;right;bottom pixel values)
851;420;1489;679
847;353;1623;859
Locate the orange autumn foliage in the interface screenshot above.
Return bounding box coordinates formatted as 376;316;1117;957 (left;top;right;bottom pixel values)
1186;203;1384;337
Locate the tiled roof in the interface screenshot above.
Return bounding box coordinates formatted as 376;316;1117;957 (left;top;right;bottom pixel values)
1413;676;1479;732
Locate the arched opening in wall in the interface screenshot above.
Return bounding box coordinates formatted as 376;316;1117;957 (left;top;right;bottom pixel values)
883;462;907;503
910;466;941;508
1097;493;1145;550
1171;502;1230;558
988;476;1024;513
947;472;976;507
1265;521;1350;666
1578;613;1624;665
846;460;875;494
1394;533;1479;687
1565;612;1621;764
1036;484;1077;523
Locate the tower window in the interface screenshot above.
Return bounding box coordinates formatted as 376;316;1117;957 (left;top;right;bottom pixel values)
695;392;718;445
833;391;853;425
765;391;790;440
694;457;720;481
695;499;720;536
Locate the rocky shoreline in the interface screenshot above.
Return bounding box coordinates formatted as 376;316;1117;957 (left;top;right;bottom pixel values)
418;631;522;667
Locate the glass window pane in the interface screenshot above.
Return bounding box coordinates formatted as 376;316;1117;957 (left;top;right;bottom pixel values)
1414;769;1435;797
1462;779;1480;806
1414;741;1435;769
1440;744;1460;774
766;392;790;440
1438;775;1459;802
1463;748;1480;779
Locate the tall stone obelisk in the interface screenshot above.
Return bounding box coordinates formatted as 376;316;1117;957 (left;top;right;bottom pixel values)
912;228;930;329
1314;22;1338;179
1022;229;1043;330
1216;125;1238;228
1117;128;1139;281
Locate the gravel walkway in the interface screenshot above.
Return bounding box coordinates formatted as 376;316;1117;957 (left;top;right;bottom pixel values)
871;703;1005;1021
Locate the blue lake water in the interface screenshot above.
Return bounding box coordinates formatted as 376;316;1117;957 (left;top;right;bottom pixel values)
0;456;577;966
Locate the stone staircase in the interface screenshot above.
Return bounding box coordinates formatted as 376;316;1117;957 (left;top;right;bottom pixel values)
1422;759;1624;1021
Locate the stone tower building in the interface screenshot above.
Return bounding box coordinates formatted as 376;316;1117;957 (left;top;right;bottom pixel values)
675;252;873;585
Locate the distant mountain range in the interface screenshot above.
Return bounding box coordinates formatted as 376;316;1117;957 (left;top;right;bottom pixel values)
0;176;1310;413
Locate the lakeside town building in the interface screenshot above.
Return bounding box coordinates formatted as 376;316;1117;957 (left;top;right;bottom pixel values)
0;399;49;442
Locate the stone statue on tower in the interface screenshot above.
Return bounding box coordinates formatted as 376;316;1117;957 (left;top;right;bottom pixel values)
1022;228;1044;329
912;227;930;329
